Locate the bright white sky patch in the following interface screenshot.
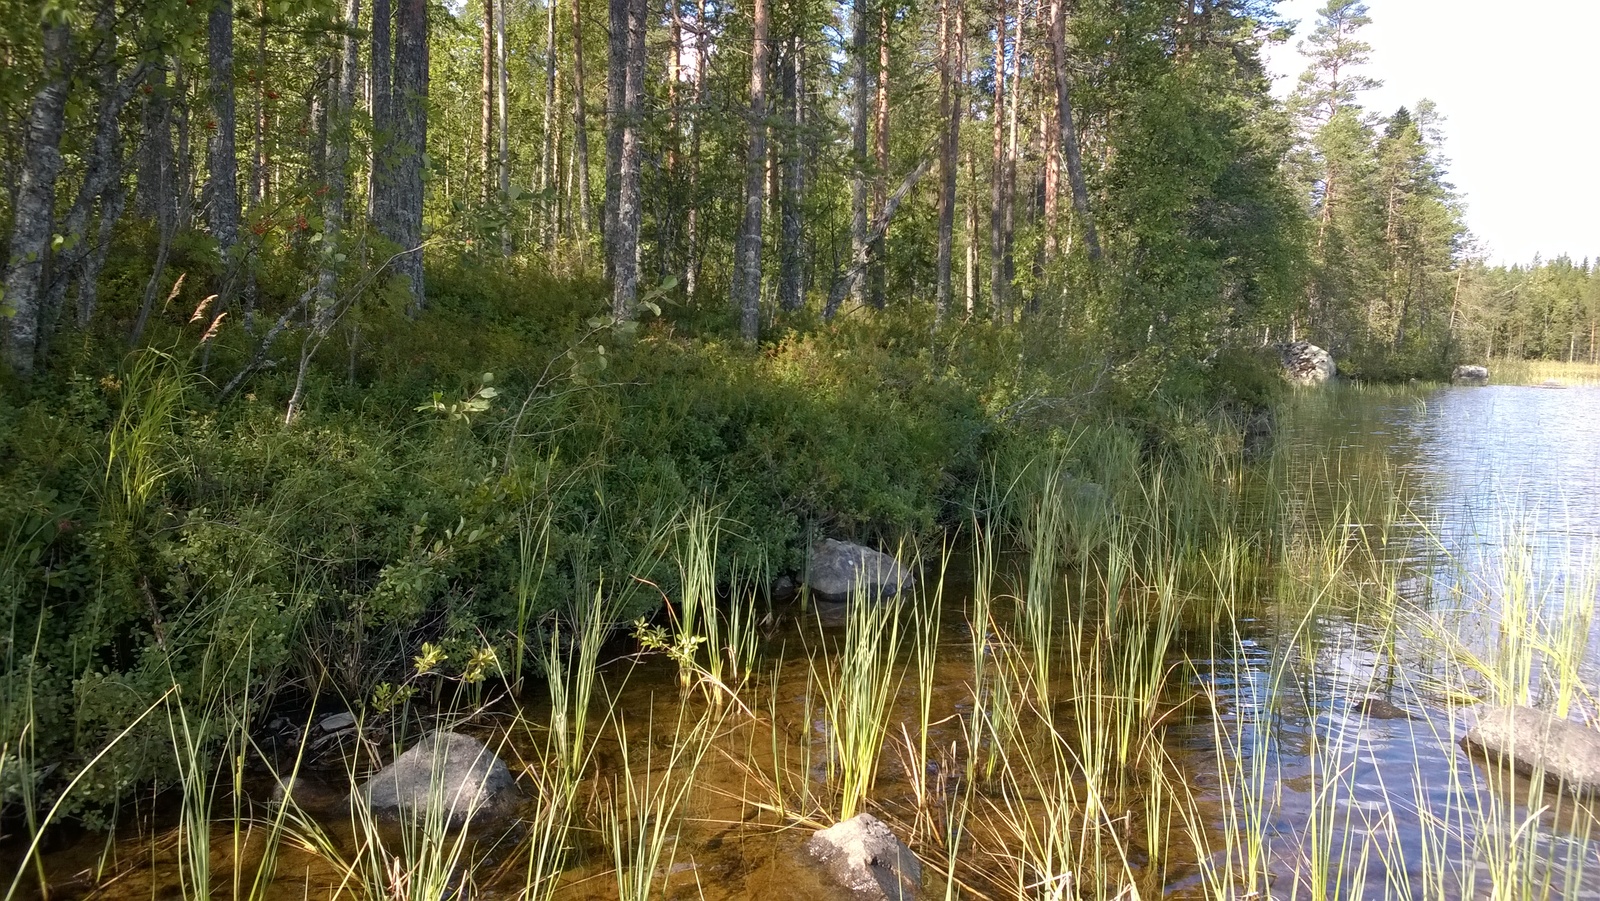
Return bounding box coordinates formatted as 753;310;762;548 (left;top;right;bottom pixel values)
1264;0;1600;266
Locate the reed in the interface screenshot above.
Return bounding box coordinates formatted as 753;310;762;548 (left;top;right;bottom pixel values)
816;574;907;821
605;694;725;901
674;502;724;693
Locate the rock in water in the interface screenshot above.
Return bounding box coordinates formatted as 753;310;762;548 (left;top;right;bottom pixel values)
1461;706;1600;796
1278;340;1337;386
1355;697;1413;720
805;539;913;603
317;711;358;732
1451;364;1490;386
807;813;921;900
359;731;516;827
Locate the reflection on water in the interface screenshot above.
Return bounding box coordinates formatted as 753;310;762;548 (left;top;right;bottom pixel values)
24;384;1600;900
1222;384;1600;898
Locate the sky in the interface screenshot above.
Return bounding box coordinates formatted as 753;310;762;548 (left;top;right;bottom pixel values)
1262;0;1600;266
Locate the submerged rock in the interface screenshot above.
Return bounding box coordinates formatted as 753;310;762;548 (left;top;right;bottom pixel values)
1278;340;1337;386
1451;364;1490;386
1461;706;1600;796
317;711;358;732
358;731;517;827
1355;697;1414;720
805;539;914;603
807;813;921;900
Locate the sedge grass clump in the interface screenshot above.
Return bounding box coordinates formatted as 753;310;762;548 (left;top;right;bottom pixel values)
816;575;908;821
605;694;726;901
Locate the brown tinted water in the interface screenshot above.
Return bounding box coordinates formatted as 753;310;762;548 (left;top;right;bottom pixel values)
18;384;1600;900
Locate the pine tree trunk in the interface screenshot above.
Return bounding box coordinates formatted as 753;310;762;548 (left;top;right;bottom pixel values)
394;0;429;311
934;0;962;322
731;0;770;340
868;3;889;309
174;63;196;232
663;1;683;278
847;0;870;308
609;0;646;317
778;37;805;312
552;74;565;239
603;0;629;276
252;0;268;207
497;0;511;252
988;0;1007;320
571;0;593;237
999;0;1021;321
1;23;71;374
369;0;393;225
1040;18;1058;267
541;0;558;247
964;147;976;315
314;0;360;310
135;66;172;220
684;0;707;298
1048;0;1100;261
209;0;242;291
291;0;362;422
482;0;494;203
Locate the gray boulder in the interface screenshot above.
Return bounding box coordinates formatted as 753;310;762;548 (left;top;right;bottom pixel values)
805;539;913;603
1279;340;1336;385
1461;706;1600;796
1451;364;1490;386
807;813;921;900
358;731;517;827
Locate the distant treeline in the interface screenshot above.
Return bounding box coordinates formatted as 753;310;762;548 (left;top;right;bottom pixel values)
1451;256;1600;363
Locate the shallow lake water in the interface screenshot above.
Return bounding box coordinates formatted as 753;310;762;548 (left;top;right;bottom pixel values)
20;383;1600;900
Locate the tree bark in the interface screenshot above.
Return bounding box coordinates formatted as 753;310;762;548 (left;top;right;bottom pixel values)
541;0;558;247
76;174;129;328
571;0;594;237
684;0;708;298
826;159;932;317
868;3;889;309
847;0;870;307
135;65;172;221
988;0;1007;320
40;59;146;349
393;0;430;311
1;23;72;374
609;0;646;317
482;0;495;203
934;0;963;322
497;0;511;252
999;0;1021;321
291;0;362;422
209;0;242;292
964;145;977;315
777;36;805;312
603;0;629;276
252;0;269;208
369;0;393;225
731;0;771;340
1048;0;1100;262
663;0;683;278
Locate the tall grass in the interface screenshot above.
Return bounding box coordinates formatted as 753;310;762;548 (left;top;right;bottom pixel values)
1488;358;1600;386
17;396;1600;901
605;694;726;901
816;571;908;821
